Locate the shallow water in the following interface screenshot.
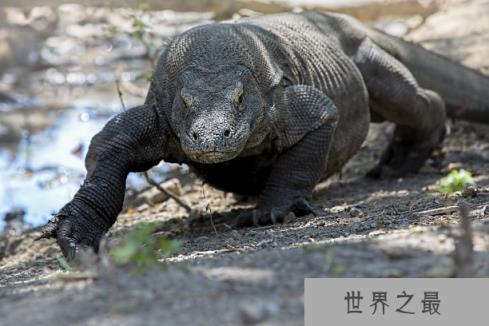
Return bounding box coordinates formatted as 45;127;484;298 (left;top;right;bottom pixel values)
1;105;102;229
0;97;177;230
0;50;184;229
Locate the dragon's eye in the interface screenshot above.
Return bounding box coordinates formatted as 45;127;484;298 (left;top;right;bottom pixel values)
234;89;244;106
181;95;191;109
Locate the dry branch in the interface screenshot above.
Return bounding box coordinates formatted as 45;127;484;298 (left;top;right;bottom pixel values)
453;203;475;277
412;206;459;217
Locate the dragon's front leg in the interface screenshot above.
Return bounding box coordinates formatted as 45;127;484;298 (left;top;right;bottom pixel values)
37;104;168;259
237;85;338;226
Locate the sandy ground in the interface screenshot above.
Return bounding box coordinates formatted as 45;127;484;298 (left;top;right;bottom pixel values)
1;1;489;325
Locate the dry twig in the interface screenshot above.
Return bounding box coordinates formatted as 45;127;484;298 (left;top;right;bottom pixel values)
143;172;192;213
453;203;475;277
412;206;459;217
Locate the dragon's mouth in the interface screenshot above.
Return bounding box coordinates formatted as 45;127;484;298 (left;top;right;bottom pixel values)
191;150;239;164
180;126;249;164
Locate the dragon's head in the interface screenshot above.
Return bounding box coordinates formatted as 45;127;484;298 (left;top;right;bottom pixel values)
164;23;282;164
170;64;265;164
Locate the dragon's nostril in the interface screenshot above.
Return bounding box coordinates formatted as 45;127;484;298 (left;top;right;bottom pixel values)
192;131;198;140
224;129;231;137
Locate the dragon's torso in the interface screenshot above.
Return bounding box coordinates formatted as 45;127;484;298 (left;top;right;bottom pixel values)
173;13;372;192
242;13;370;175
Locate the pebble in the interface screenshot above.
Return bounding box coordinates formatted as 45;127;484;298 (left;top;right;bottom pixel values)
462;186;477;198
239;302;278;325
349;207;364;218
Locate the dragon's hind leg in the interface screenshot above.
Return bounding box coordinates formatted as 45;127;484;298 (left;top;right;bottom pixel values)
354;39;446;178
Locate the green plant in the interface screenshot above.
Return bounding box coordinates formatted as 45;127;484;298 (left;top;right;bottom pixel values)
131;17;149;41
437;169;476;194
56;255;73;271
111;223;180;271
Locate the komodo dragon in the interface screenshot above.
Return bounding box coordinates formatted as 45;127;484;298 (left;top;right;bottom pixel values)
38;12;489;259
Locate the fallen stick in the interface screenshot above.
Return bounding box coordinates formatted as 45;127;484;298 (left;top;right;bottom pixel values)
412;206;459;217
453;203;474;277
143;172;192;213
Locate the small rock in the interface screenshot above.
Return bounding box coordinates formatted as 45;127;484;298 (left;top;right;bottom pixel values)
127;178;183;208
368;229;386;237
462;186;477;198
240;303;267;324
481;206;488;215
239;302;278;325
424;265;455;278
447;162;463;171
330;203;348;213
283;211;296;223
3;208;28;234
231;230;241;238
382;246;412;260
136;203;149;212
349;207;364;218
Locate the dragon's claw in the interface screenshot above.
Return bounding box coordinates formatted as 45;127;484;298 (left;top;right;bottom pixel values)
235;198;321;227
35;214;67;240
36;212;103;260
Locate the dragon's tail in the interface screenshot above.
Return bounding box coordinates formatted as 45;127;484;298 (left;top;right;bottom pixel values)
369;29;489;124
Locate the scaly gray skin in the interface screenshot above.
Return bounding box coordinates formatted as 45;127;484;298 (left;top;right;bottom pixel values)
38;12;489;259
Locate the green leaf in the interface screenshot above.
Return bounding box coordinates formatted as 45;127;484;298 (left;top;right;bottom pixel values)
437;169;476;194
145;71;153;82
138;2;150;11
57;255;73;271
110;223;179;271
111;240;139;263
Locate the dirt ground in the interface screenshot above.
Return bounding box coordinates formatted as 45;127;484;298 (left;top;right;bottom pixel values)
1;1;489;325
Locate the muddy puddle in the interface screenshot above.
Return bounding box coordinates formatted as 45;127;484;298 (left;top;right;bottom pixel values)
0;84;162;230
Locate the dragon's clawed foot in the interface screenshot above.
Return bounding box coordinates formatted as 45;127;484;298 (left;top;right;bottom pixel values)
235;198;322;227
36;213;103;260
